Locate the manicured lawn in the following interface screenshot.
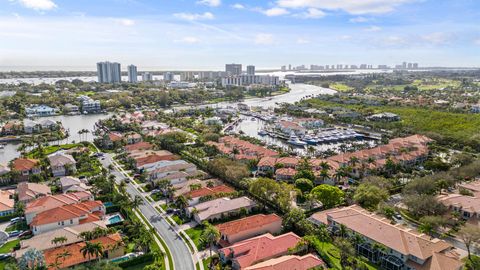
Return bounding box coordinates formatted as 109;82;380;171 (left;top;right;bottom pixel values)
0;239;20;253
329;83;354;92
27;143;82;158
185;226;204;250
172;214;190;225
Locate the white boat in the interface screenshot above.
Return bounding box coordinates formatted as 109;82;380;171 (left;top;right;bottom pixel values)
258;130;268;136
303;135;317;145
288;135;307;146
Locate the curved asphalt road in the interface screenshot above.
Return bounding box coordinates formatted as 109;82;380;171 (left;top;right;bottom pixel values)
100;154;195;270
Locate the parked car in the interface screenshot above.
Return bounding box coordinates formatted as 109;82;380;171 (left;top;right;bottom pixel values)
18;230;32;238
9;217;24;224
8;230;23;237
0;253;12;260
151;189;161;194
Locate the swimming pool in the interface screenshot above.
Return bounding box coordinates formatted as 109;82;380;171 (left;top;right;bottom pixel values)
105;213;124;225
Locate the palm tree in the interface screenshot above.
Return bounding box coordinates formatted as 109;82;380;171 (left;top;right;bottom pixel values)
118;180;127;194
334;238;355;268
349;156;359;168
58;250;72;264
51;236;68;247
18;248;45;270
80;241;104;262
131;195;144;209
175;195;189;215
200;223;220;269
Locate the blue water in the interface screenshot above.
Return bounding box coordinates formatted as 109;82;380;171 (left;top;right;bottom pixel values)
108;214;123;224
103;202;114;207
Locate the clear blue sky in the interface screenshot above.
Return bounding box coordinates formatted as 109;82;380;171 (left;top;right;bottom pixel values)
0;0;479;70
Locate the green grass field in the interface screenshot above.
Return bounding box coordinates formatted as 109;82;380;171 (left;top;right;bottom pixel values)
184;226;204;250
0;239;19;253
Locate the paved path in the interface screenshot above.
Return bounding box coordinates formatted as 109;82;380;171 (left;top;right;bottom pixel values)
100;153;196;270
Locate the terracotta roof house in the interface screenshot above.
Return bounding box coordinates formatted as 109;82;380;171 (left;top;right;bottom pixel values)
124;141;153;152
458;179;480;196
216;214;282;247
173;179;221;198
183;185;235;206
43;233;124;270
30;200;105;235
219;232;301;270
0;163;10;184
16;221;107;257
187;197;256;224
208;136;278;161
11;158;41;180
102;132;123;148
48;153;76;177
59;176;90;193
438;193;480;223
17;182;52;203
126;133;142;145
309;205;462;270
25;191;93;224
0;189;15;217
275;168;297;181
244;254;325;270
133;150;178;168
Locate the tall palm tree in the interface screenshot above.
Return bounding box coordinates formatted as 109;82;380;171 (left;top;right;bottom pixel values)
80;241;104;263
131;195;144;209
200;223;220;269
175;195;189;216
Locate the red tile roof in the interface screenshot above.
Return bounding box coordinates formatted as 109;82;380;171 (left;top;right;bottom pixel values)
44;233;123;270
220;233;301;269
30;201;103;226
124;141;153;152
245;254;325;270
26;191;92;214
12;158;40;171
216;214;281;237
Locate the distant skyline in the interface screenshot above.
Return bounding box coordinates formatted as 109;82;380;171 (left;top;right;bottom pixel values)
1;0;480;70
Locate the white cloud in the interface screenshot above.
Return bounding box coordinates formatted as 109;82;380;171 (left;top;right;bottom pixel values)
364;25;382;32
276;0;416;15
298;8;325;19
232;3;245;9
197;0;221;7
340;35;352;40
296;38;309;44
421;32;452;45
254;33;274;44
175;36;201;44
16;0;57;11
383;35;407;45
173;12;215;21
475;39;480;46
262;7;290;16
349;16;370;23
115;19;135;26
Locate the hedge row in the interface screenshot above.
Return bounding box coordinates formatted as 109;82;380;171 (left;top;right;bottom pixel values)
118;253;155;268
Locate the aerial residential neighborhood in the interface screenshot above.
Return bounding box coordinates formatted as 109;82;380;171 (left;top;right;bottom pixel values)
1;1;480;270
